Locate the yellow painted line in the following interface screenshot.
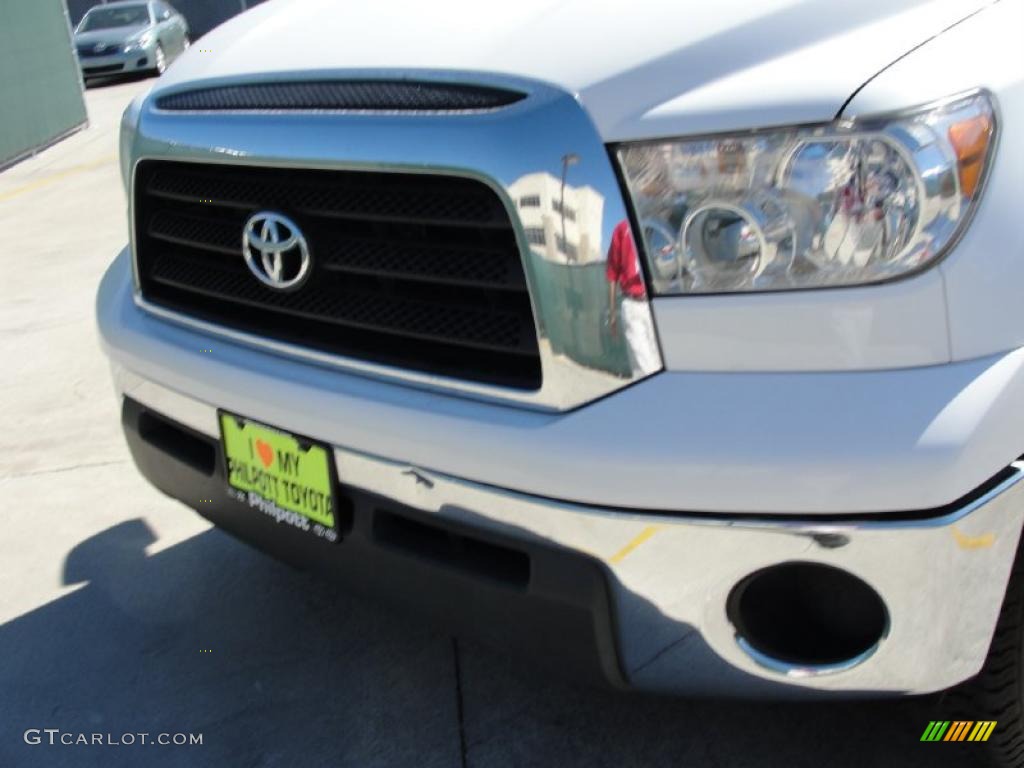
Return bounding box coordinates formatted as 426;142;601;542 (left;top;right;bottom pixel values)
952;526;996;550
608;525;662;565
0;154;117;203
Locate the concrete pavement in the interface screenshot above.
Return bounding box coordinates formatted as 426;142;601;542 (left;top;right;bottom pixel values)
0;77;985;768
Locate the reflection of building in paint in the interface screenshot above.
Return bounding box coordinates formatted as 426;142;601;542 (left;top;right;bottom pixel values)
508;173;604;264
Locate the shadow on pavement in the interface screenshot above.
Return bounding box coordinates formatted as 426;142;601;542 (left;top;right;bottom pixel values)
0;516;988;768
0;519;461;768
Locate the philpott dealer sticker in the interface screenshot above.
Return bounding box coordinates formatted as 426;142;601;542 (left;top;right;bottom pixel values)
220;413;338;542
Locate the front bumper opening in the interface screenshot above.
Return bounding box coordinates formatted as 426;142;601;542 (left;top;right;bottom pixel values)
373;510;531;589
136;409;215;476
727;562;889;674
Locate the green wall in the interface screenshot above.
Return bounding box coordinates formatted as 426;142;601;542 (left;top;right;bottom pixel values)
527;255;633;378
0;0;87;169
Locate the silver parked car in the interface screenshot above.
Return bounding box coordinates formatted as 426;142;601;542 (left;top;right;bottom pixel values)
74;1;189;83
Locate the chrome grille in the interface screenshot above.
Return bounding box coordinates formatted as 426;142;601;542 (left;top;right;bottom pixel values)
134;160;541;389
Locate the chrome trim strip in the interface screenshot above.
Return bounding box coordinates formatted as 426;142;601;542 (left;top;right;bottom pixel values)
734;633;888;679
126;71;663;411
115;367;1024;695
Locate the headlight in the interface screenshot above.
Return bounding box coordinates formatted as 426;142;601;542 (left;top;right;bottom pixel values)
617;91;996;295
124;35;151;52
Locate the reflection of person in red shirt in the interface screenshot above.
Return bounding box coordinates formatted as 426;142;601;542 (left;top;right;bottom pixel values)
606;220;647;304
605;220;659;376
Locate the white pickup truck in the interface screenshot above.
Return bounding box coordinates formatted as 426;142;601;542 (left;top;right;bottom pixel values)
98;0;1024;761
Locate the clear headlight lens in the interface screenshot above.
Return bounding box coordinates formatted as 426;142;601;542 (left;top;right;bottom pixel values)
617;92;995;295
124;34;152;52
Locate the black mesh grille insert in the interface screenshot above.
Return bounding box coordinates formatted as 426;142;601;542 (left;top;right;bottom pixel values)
154;81;525;112
134;161;541;389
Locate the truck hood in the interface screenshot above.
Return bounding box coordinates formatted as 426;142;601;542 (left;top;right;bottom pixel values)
154;0;992;140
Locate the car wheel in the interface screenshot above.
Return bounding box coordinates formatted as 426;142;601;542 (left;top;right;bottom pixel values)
943;533;1024;766
154;44;167;75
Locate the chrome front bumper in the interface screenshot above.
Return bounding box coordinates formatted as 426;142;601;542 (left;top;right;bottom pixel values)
114;365;1024;696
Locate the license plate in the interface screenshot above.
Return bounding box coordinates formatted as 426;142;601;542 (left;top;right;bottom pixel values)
219;412;339;542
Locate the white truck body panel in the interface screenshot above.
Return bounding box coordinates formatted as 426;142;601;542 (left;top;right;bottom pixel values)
844;0;1024;364
158;0;990;139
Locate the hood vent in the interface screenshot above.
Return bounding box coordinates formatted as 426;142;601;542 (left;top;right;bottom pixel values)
154;80;526;113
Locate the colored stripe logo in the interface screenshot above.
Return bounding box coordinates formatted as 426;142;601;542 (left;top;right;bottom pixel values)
921;721;997;742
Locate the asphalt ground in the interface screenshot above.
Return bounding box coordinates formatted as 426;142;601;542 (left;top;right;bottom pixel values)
0;75;987;768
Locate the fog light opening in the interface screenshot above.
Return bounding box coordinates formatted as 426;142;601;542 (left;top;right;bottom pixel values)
727;562;888;675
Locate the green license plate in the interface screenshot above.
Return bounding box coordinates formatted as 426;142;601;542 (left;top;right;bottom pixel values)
219;412;338;542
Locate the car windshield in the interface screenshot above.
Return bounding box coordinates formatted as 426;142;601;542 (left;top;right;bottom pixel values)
79;5;150;31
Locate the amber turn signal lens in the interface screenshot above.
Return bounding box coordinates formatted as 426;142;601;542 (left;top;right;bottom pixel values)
948;114;993;198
